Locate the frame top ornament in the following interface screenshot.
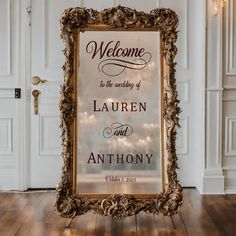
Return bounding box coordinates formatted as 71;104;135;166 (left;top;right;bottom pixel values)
56;6;182;220
60;6;179;31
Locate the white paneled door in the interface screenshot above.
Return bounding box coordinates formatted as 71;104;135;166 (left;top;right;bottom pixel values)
30;0;204;188
0;0;22;190
30;0;80;188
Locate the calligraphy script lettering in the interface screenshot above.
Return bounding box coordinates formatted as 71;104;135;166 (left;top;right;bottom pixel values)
86;41;145;59
86;40;152;76
103;122;133;138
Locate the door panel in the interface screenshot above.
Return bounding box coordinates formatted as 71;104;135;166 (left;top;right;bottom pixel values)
30;0;79;188
0;0;21;190
159;0;201;187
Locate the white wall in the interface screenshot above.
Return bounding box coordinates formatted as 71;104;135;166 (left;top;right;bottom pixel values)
222;0;236;193
204;0;236;194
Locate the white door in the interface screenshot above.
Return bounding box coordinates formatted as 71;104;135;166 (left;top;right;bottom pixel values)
30;0;204;188
0;0;23;190
158;0;205;187
30;0;80;188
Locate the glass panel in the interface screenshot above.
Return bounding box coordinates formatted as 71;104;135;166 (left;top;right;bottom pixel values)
77;31;161;194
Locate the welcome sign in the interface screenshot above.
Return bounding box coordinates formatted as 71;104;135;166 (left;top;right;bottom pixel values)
56;6;182;219
77;31;162;194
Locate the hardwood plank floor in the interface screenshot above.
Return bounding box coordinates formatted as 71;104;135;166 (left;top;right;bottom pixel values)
0;189;236;236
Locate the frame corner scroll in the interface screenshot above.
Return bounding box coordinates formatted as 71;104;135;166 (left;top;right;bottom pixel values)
55;6;183;219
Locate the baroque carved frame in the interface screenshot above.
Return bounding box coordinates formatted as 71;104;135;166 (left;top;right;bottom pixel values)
56;6;183;219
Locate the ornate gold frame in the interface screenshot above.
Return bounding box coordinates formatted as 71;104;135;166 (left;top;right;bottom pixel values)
56;6;182;219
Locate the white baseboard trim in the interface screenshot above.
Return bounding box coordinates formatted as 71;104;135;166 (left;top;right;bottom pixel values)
0;167;17;190
225;187;236;194
224;170;236;194
202;175;225;194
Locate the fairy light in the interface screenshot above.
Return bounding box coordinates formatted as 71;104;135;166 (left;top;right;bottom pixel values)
213;0;227;16
221;0;227;7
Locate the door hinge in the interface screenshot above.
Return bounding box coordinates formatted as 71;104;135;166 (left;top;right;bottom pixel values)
26;5;32;27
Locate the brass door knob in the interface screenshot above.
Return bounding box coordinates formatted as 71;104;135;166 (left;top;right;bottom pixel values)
32;76;48;85
32;90;41;115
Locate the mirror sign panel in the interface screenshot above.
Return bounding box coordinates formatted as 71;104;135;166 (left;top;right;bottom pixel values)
77;31;161;195
56;6;183;219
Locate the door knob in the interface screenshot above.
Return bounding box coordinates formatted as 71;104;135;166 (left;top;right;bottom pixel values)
32;90;41;115
32;76;48;85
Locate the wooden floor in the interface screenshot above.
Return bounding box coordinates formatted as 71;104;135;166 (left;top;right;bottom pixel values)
0;189;236;236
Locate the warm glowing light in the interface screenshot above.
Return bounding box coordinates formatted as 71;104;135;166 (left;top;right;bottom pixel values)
213;0;227;16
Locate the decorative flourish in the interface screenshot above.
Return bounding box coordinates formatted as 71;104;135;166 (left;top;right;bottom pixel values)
98;52;152;76
56;5;183;219
103;122;133;138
